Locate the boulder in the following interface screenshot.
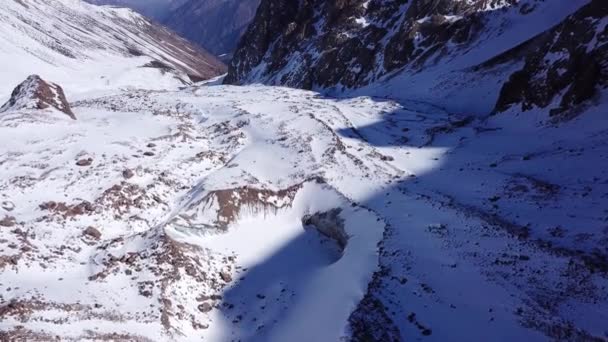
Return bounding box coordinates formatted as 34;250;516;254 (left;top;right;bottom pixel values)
76;158;93;167
219;271;232;283
0;215;17;227
83;226;102;240
122;169;135;179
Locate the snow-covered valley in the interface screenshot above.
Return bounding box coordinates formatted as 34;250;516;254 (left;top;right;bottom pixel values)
1;0;608;340
1;80;607;340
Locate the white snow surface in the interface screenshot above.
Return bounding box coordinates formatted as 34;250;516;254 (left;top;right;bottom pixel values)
0;0;220;102
0;2;607;338
1;79;607;340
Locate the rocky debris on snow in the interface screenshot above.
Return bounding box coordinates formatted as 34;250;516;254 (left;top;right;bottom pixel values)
0;327;152;342
39;201;95;219
349;266;401;341
407;312;433;336
95;182;155;218
87;228;234;334
0;254;21;269
197;302;213;313
1;75;75;119
2;81;607;340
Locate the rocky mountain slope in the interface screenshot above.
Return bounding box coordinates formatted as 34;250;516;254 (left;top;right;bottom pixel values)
226;0;606;118
0;0;225;99
493;0;607;118
163;0;260;58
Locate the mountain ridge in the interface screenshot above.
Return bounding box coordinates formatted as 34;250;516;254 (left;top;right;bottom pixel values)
0;0;225;98
85;0;261;58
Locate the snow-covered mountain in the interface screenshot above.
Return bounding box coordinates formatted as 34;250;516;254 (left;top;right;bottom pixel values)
84;0;189;19
163;0;261;58
1;0;608;341
87;0;261;58
0;0;225;99
226;0;606;118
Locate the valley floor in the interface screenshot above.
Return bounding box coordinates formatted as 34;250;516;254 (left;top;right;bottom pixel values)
1;83;607;341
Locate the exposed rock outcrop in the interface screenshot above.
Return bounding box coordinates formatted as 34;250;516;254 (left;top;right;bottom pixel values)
225;0;521;88
494;0;607;118
226;0;605;119
302;208;348;249
177;182;304;230
1;75;76;119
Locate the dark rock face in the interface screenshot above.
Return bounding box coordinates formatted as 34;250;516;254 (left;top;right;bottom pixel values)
227;0;605;119
1;75;76;120
494;0;608;118
162;0;261;56
225;0;514;88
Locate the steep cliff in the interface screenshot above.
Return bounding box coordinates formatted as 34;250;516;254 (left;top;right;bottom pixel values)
226;0;605;118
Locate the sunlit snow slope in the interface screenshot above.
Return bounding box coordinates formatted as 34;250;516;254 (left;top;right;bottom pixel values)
1;81;607;340
0;0;225;99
